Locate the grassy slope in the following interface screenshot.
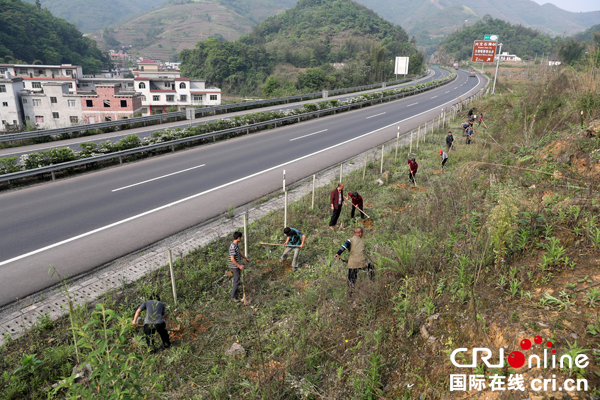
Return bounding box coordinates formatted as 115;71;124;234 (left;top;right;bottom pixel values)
90;1;257;60
2;67;600;399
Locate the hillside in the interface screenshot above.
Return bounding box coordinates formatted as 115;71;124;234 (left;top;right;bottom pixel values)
573;23;600;43
89;1;258;61
431;16;554;64
23;0;164;33
352;0;600;54
180;0;424;96
0;0;110;73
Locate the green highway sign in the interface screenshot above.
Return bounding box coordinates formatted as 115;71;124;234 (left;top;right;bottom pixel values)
484;34;499;41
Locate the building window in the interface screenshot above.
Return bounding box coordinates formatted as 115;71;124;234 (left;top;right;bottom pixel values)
120;100;127;107
50;97;57;104
210;95;218;101
70;116;78;123
68;100;76;107
22;99;27;104
36;116;44;124
104;100;110;108
128;83;133;87
53;112;59;119
81;83;89;87
142;96;146;101
166;95;174;102
180;95;187;102
32;82;41;89
25;115;30;120
0;85;5;93
37;69;45;76
105;116;112;121
32;99;41;106
68;83;73;89
65;70;73;76
19;69;28;75
193;95;202;102
139;82;146;89
179;82;186;89
86;99;93;107
0;68;6;73
164;82;171;88
153;95;160;101
2;102;7;107
141;108;148;114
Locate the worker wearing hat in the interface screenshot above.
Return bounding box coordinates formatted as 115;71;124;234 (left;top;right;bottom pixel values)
439;150;448;169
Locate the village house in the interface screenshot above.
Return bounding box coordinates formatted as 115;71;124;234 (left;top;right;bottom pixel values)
0;73;25;132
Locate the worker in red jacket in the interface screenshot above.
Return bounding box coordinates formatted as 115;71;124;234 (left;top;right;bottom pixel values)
329;183;344;229
346;192;365;219
408;158;418;184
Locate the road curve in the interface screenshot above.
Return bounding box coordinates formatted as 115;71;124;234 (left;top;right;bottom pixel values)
0;69;484;306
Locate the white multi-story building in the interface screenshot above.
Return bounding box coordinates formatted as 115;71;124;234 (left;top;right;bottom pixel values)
0;64;81;94
134;77;221;115
21;82;84;130
0;74;25;132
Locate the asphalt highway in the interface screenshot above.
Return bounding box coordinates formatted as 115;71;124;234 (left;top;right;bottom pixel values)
0;69;485;306
0;68;445;161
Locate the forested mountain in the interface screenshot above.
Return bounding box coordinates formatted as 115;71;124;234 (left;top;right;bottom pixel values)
0;0;110;73
573;24;600;44
180;0;424;97
432;16;555;64
352;0;600;54
23;0;164;32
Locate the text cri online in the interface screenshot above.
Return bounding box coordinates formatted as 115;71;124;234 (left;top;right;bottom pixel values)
531;376;587;392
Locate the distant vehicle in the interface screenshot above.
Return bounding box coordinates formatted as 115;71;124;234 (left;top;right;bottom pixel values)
453;63;459;70
470;71;476;77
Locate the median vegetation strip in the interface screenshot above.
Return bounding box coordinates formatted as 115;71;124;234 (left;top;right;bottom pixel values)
0;71;456;187
1;65;599;399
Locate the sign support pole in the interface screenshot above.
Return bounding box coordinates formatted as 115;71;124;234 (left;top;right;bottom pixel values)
492;43;503;94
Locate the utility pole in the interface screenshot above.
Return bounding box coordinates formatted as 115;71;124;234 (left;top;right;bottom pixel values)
492;43;503;94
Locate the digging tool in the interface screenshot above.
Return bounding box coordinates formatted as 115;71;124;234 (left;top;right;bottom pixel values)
349;202;371;219
259;242;302;247
241;263;251;305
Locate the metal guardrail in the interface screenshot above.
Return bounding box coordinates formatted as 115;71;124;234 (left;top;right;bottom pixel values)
0;73;456;183
0;73;430;144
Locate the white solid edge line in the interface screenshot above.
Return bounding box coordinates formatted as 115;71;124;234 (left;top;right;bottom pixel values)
366;112;386;119
289;129;328;142
112;164;206;192
0;75;482;267
0;70;441;158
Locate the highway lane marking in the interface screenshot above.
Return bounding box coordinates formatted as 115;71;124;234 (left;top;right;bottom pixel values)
366;112;386;119
0;75;484;267
407;102;418;107
454;87;458;89
445;91;450;93
0;72;441;158
112;164;206;192
290;129;328;141
430;96;438;99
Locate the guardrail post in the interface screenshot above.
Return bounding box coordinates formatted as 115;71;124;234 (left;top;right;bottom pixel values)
51;171;56;181
311;174;315;210
380;145;384;174
168;249;178;304
119;156;123;165
171;145;175;152
395;128;399;162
